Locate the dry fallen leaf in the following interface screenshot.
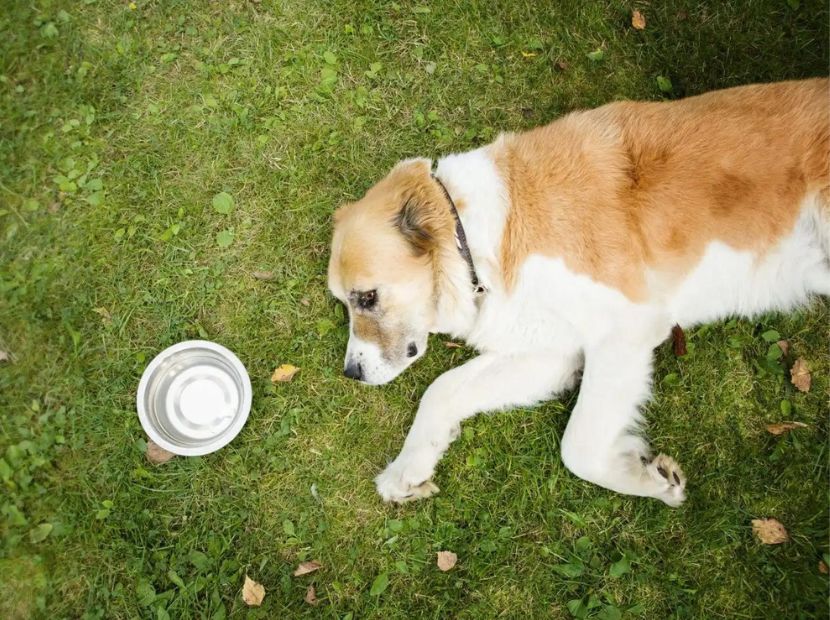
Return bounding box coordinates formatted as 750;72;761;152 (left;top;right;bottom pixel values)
146;439;175;464
93;307;113;325
752;518;789;544
300;298;311;306
554;60;569;71
819;560;828;574
776;340;789;356
293;561;322;577
271;364;300;383
631;9;646;30
790;358;811;392
251;270;276;281
242;575;265;606
0;350;9;363
765;421;808;436
671;324;687;356
304;584;318;606
436;551;457;572
444;341;463;349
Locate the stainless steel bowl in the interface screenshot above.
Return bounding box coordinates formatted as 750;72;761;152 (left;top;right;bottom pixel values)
136;340;252;456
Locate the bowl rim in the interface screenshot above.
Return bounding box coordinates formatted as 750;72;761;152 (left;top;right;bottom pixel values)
136;340;252;456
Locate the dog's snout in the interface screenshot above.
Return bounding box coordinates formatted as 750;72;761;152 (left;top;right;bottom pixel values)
343;360;363;381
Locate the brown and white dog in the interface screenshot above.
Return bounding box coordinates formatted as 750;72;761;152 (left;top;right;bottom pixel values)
328;79;829;506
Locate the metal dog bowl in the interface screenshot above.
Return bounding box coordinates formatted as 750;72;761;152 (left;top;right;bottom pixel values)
136;340;252;456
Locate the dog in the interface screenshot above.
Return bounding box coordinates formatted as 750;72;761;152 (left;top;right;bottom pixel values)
327;78;829;506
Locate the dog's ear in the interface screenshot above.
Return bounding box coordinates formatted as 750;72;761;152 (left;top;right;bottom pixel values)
385;158;451;256
394;196;435;255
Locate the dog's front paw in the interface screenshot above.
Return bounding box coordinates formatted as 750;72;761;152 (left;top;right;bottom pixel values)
375;453;439;504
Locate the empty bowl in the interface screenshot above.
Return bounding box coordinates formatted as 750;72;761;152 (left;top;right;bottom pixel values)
136;340;252;456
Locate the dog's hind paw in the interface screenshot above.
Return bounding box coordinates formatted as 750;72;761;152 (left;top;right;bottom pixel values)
375;455;439;503
645;453;687;507
376;477;439;504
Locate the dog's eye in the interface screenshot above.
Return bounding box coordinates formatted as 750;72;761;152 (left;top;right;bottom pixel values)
357;289;377;310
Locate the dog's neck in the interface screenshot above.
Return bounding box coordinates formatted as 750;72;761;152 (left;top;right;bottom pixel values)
431;173;486;296
431;234;480;338
429;148;509;339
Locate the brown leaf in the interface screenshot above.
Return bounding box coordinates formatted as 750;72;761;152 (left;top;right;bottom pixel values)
241;575;266;606
776;340;789;356
765;421;808;436
554;60;569;71
0;350;9;363
444;341;463;349
304;584;318;606
631;9;646;30
251;270;276;281
436;550;457;572
271;364;300;383
293;561;322;577
300;298;311;306
671;324;687;356
146;439;175;464
751;518;789;544
790;357;811;392
93;307;113;325
819;560;828;574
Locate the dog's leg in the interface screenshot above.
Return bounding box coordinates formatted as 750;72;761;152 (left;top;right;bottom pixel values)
560;339;686;507
375;350;581;503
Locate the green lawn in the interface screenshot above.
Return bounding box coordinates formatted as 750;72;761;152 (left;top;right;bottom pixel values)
1;1;828;618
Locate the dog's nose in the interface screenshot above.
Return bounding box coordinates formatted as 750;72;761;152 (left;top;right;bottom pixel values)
343;360;363;381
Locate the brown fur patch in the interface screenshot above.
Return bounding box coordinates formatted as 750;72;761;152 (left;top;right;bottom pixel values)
492;78;830;300
394;196;436;256
352;315;388;352
332;159;456;265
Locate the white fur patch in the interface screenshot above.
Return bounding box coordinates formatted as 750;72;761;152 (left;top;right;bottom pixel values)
435;147;510;295
668;198;830;323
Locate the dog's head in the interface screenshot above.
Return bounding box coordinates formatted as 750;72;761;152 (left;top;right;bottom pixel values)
328;158;454;385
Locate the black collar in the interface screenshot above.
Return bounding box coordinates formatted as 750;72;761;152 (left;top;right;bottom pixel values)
431;173;487;296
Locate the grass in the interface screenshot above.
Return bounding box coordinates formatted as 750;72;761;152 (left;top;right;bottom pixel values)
1;0;828;617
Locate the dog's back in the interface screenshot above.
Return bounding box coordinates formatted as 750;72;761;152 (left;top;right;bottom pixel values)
491;78;830;302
